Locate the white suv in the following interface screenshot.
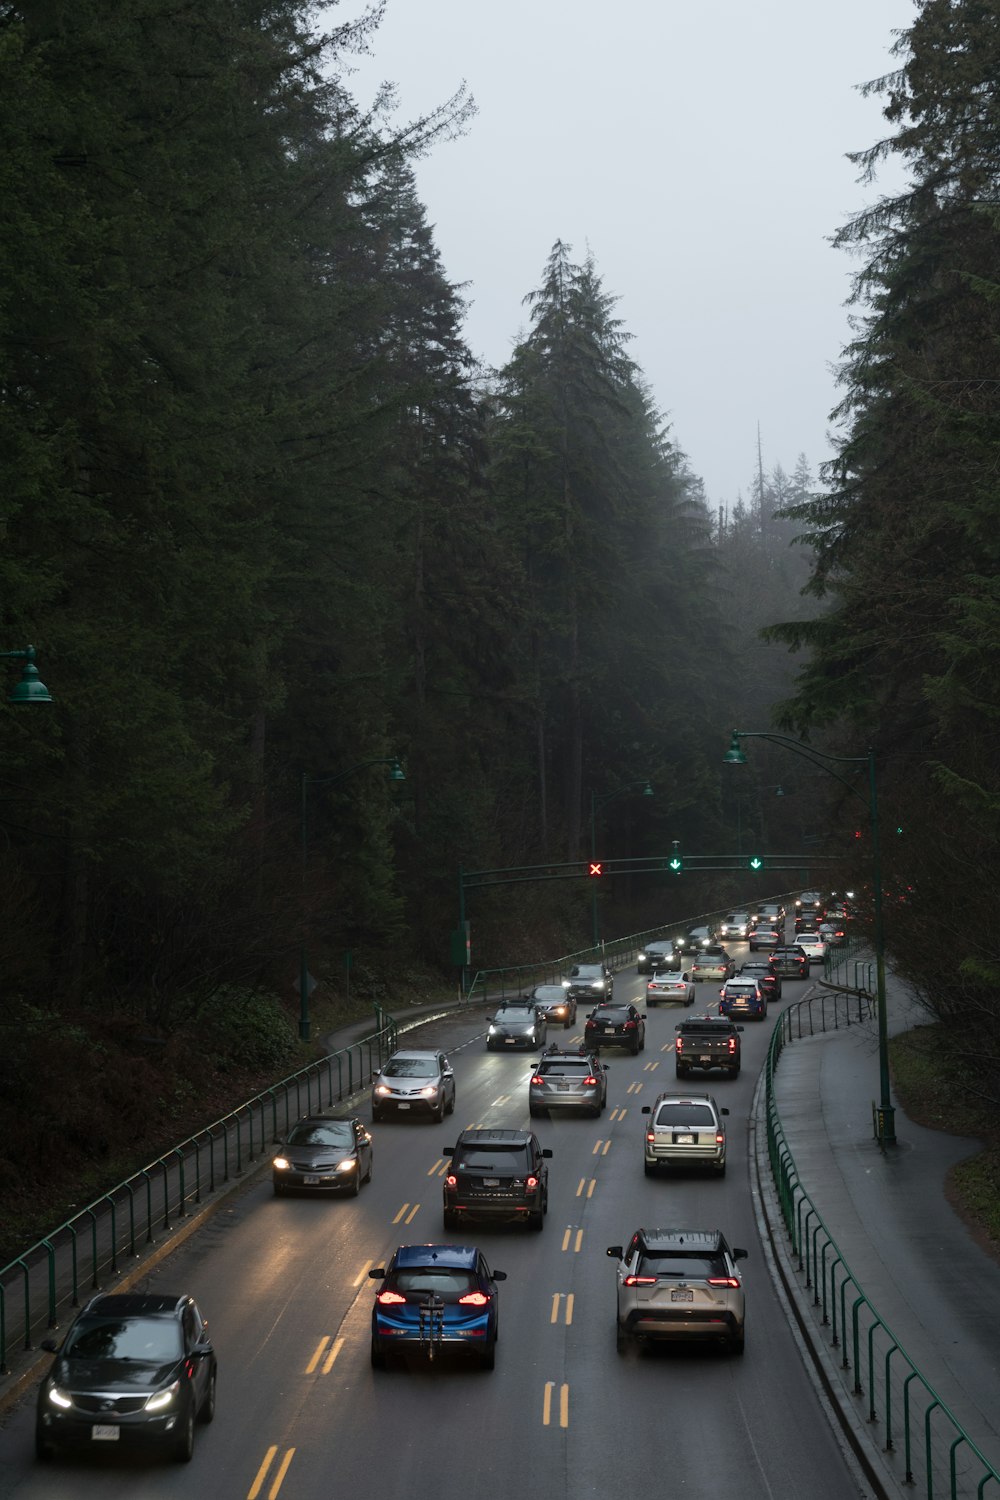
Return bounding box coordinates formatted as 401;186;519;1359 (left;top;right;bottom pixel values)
607;1227;747;1354
640;1092;729;1176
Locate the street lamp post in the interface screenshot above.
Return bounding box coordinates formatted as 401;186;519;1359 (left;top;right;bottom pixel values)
589;781;654;947
724;729;894;1144
299;757;405;1042
1;645;52;704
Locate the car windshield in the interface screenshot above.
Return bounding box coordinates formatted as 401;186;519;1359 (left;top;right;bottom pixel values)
654;1103;717;1127
389;1268;478;1299
638;1254;727;1279
286;1122;354;1147
456;1146;529;1170
570;966;601;979
532;987;566;1002
383;1058;438;1078
64;1317;183;1362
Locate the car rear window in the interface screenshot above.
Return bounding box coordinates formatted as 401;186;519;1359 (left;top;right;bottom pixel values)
654;1103;717;1127
538;1060;591;1075
455;1146;530;1169
390;1269;477;1298
638;1254;726;1278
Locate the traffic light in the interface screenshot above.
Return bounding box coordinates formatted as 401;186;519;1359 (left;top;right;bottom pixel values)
668;854;683;873
747;855;764;872
588;861;603;877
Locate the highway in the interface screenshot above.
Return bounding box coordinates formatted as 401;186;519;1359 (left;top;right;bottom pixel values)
0;945;874;1499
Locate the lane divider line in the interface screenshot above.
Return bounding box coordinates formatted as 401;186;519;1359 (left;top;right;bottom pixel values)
322;1337;345;1374
352;1259;374;1287
305;1337;329;1374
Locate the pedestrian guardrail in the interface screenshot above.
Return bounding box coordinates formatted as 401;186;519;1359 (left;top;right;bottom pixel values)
0;1016;399;1379
765;995;1000;1499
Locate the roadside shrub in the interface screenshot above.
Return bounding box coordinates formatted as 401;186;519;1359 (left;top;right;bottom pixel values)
198;986;297;1072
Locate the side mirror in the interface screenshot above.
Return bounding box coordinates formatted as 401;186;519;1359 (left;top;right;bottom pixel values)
720;1107;730;1116
443;1146;455;1155
641;1105;651;1115
368;1268;385;1280
606;1245;623;1259
733;1247;748;1261
485;1016;494;1024
40;1338;59;1354
541;1148;553;1158
492;1270;507;1282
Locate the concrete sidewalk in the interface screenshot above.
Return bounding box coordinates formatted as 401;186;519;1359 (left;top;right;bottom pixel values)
756;976;1000;1497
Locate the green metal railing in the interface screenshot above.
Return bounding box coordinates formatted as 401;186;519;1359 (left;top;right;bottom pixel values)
0;1015;399;1377
766;995;1000;1498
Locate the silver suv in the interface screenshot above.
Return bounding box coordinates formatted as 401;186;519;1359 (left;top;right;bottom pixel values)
607;1228;747;1354
371;1050;456;1123
640;1092;729;1176
528;1048;607;1118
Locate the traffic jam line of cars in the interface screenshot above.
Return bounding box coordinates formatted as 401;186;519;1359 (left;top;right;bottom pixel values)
31;897;837;1463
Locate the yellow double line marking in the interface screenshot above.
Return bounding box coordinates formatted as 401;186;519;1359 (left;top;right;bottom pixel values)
542;1381;570;1427
561;1226;584;1253
550;1293;574;1325
305;1336;345;1374
428;1158;448;1177
643;1060;659;1072
626;1081;643;1095
576;1177;597;1198
248;1446;295;1499
591;1139;611;1156
392;1202;421;1225
608;1106;627;1121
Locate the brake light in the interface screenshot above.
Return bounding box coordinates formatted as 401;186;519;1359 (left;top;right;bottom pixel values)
715;1132;724;1145
458;1291;490;1306
445;1174;457;1187
623;1020;636;1030
728;1037;737;1054
707;1277;740;1288
675;1036;684;1053
645;1131;655;1143
530;1075;544;1085
584;1076;598;1086
526;1175;538;1189
623;1275;658;1287
377;1290;407;1305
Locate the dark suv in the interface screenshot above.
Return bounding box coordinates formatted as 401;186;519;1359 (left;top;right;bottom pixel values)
36;1293;217;1462
564;962;614;1002
771;945;810;979
442;1128;552;1231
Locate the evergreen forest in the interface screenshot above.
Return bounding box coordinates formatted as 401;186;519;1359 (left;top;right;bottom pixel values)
1;0;997;1228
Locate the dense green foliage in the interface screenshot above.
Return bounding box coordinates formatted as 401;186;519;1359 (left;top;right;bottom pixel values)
767;0;1000;1083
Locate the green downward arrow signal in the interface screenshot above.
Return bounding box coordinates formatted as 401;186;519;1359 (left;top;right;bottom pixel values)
748;857;763;871
669;858;682;872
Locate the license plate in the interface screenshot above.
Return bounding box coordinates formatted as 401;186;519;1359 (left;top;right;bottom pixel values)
504;1038;517;1044
674;1133;695;1144
397;1102;410;1110
558;1082;571;1091
603;1026;615;1033
92;1425;120;1441
698;1055;711;1063
670;1289;694;1303
484;1178;500;1187
303;1174;321;1185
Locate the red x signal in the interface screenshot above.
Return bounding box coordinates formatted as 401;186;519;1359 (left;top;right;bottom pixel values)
589;861;603;877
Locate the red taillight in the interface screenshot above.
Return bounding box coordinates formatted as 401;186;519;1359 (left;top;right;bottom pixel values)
715;1132;724;1145
707;1277;740;1288
645;1131;655;1143
526;1175;538;1190
583;1076;598;1085
530;1075;544;1085
377;1290;406;1305
458;1291;490;1306
728;1037;737;1054
445;1174;457;1187
623;1275;658;1287
623;1020;636;1030
675;1036;684;1053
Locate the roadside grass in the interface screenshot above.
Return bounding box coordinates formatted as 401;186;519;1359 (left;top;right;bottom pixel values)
890;1023;1000;1252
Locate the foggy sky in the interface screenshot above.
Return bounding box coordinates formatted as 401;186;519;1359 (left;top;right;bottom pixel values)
343;0;917;504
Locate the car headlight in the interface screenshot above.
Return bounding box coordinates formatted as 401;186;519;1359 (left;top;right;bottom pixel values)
145;1380;181;1413
638;951;647;961
488;1024;499;1034
273;1156;290;1171
592;979;603;989
562;980;571;989
419;1084;440;1097
336;1158;357;1172
46;1385;72;1410
374;1083;391;1096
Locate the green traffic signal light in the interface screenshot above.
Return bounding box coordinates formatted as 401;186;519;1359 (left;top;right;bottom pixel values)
748;855;764;872
668;856;683;873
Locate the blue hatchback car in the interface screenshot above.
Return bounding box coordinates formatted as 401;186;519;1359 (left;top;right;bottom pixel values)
368;1244;506;1370
718;978;767;1021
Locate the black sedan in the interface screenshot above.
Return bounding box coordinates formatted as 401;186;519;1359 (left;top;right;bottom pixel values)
584;1002;646;1055
272;1113;373;1196
36;1292;216;1463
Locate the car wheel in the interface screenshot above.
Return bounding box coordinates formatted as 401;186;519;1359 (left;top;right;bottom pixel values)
434;1099;445;1123
675;1066;688;1079
172;1400;195;1462
630;1043;639;1056
528;1104;542;1118
198;1366;217;1424
486;1040;496;1052
371;1109;383;1124
716;1160;727;1177
563;1016;572;1029
34;1429;54;1462
349;1165;361;1195
589;1103;601;1119
528;1209;544;1231
443;1208;459;1232
616;1321;628;1355
730;1330;745;1355
371;1338;386;1370
647;998;657;1008
480;1341;496;1371
643;1160;657;1177
446;1090;456;1115
639;1034;645;1051
273;1181;284;1197
729;1066;740;1078
365;1152;374;1183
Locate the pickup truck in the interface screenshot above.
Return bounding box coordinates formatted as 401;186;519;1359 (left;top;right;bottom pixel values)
674;1016;743;1079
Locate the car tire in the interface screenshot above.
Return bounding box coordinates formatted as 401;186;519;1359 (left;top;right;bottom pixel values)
528;1105;542;1118
443;1208;459;1232
480;1342;496;1371
173;1401;195;1463
371;1109;383;1124
434;1099;445;1123
730;1330;745;1355
370;1339;386;1370
447;1091;455;1114
675;1066;688;1079
528;1209;544;1231
643;1160;657;1177
589;1104;601;1119
273;1181;284;1196
34;1430;54;1462
365;1153;374;1183
486;1040;496;1052
715;1161;727;1177
349;1166;361;1195
728;1066;740;1078
563;1016;572;1029
630;1043;639;1056
198;1366;217;1424
647;998;657;1008
616;1321;627;1355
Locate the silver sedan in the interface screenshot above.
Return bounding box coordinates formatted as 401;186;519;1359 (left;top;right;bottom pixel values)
645;969;696;1007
